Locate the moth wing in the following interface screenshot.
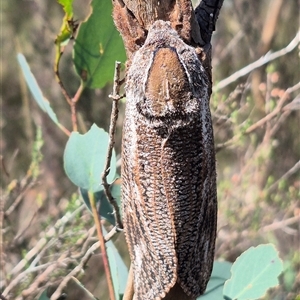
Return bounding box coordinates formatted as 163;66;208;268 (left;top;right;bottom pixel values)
122;118;178;299
160;116;217;297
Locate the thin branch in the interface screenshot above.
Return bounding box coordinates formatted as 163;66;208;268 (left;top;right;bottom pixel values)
57;123;71;136
50;241;100;300
123;265;134;300
0;167;5;290
54;46;84;132
0;156;9;177
22;254;69;299
245;82;300;134
54;46;73;106
0;294;8;300
216;82;300;151
260;215;300;233
267;161;300;193
214;31;300;91
104;226;119;242
9;205;85;276
5;180;36;216
89;192;115;300
102;61;124;230
2;262;55;296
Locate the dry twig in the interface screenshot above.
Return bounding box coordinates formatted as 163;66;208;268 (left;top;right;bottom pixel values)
102;61;124;230
214;31;300;91
50;241;100;300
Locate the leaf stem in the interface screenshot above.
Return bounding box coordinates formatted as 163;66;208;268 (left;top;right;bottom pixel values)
101;61;124;229
54;45;85;132
88;191;116;300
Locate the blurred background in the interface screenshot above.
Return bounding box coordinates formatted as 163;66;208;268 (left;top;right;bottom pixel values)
1;0;299;299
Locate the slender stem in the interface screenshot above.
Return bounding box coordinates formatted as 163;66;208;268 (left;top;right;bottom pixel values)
101;61;124;229
0;294;8;300
54;45;72;106
54;44;85;132
89;192;116;300
57;123;71;136
122;264;134;300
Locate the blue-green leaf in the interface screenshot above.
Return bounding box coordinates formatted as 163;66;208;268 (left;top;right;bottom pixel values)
223;244;283;300
64;124;116;192
103;227;128;300
80;178;121;225
17;53;59;125
198;261;232;300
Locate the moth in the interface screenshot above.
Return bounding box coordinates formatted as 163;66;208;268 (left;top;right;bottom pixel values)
122;20;217;299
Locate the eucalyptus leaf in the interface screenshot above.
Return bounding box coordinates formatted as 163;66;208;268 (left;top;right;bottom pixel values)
17;53;59;125
37;289;50;300
73;0;126;88
80;178;121;225
223;244;283;300
198;261;232;300
64;124;116;192
103;227;128;299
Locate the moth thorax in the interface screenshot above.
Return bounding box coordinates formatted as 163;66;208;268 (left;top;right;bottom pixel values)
145;47;191;116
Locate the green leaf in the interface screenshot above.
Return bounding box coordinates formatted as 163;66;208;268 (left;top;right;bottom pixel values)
73;0;126;88
80;178;121;225
57;0;73;16
37;289;50;300
55;0;76;46
64;124;117;192
103;227;128;300
17;53;60;125
223;244;283;300
198;261;232;300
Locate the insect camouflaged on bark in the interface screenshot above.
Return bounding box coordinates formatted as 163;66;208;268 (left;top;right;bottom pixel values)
122;20;217;299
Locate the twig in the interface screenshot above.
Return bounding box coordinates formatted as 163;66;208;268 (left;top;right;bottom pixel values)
54;45;84;132
0;166;5;289
50;241;100;300
1;156;9;177
104;226;119;242
54;46;73;106
261;215;300;233
267;161;300;193
123;264;134;300
88;192;115;300
102;61;124;230
214;31;300;91
5;180;36;216
2;262;55;296
216;82;300;151
213;30;243;67
21;254;69;298
245;82;300;134
9;205;85;276
0;294;8;300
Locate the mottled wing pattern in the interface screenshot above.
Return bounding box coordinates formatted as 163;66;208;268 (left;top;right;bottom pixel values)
122;116;177;299
122;20;217;299
161;107;217;297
